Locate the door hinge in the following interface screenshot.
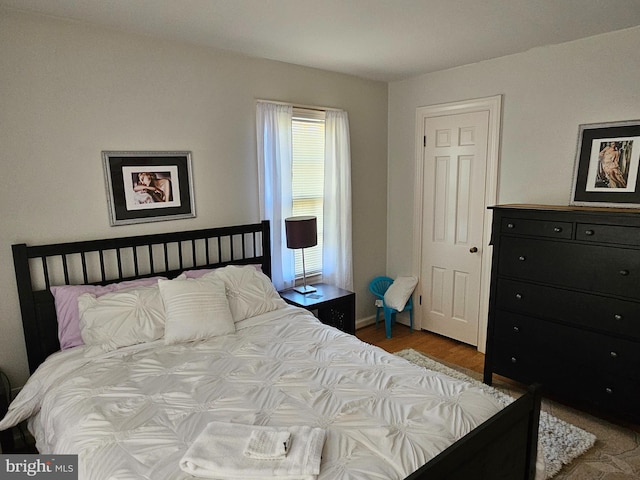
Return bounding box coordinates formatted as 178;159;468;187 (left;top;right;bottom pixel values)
423;136;426;147
419;295;422;305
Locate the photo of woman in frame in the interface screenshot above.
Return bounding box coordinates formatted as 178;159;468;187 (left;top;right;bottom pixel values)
593;140;632;189
122;165;182;211
585;137;639;194
133;171;173;203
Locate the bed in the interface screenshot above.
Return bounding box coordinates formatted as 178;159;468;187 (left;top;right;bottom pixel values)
1;220;542;479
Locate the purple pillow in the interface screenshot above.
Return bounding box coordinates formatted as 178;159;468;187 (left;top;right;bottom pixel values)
181;268;219;279
51;277;165;350
181;264;262;279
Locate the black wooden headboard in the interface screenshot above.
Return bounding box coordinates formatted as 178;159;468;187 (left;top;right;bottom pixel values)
12;221;271;373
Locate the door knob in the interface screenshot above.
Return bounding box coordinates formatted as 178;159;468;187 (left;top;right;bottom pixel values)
469;246;478;253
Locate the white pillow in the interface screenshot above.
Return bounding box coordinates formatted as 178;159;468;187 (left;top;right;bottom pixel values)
78;286;166;352
212;265;287;322
384;276;418;311
158;276;235;344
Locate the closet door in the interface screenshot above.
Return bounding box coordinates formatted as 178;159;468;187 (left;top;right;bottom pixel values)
419;110;489;346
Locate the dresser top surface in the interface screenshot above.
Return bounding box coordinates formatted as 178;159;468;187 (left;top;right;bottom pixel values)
490;204;640;215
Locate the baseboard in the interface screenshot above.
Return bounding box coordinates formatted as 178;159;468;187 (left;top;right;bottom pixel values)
356;316;376;330
356;314;413;331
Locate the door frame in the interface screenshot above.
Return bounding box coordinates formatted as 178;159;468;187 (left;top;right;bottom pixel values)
412;95;502;353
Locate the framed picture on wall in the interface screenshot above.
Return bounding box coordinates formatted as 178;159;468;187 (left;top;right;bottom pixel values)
570;120;640;207
103;151;196;225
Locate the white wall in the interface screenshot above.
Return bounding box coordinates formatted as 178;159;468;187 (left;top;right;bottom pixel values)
387;27;640;279
0;9;388;386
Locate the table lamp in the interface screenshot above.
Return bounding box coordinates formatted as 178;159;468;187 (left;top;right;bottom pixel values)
285;215;317;294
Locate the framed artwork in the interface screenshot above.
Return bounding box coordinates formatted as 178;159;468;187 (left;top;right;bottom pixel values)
103;151;196;225
570;120;640;207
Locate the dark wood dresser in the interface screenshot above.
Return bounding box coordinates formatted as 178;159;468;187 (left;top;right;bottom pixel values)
484;204;640;422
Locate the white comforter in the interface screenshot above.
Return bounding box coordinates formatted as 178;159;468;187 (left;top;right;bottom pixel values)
0;306;503;480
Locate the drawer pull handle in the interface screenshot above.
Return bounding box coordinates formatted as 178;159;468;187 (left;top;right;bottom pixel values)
610;351;618;359
513;326;520;333
605;387;613;395
585;229;595;236
553;227;562;233
515;293;522;300
619;269;630;276
518;256;526;261
507;223;515;229
614;314;623;321
510;357;517;364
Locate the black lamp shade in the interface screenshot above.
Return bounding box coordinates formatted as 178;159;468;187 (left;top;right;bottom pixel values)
285;216;317;249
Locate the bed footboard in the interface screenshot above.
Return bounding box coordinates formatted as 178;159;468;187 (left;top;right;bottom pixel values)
405;383;542;480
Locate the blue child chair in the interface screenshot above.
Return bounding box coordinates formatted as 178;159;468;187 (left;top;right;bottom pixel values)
368;276;414;339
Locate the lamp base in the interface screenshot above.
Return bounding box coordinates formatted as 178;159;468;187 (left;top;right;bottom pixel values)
293;284;317;294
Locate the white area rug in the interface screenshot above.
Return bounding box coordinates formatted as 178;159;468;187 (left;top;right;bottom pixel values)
395;348;596;479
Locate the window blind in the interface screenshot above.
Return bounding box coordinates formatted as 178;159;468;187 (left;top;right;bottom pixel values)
292;108;325;277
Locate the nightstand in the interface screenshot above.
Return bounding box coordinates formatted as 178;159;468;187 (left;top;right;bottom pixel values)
280;283;355;334
0;371;14;453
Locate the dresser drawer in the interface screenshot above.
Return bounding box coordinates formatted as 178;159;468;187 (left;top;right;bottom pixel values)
492;314;566;386
491;341;540;385
496;279;640;338
493;311;537;345
576;223;640;246
494;311;640;380
501;217;572;239
493;341;640;421
498;236;640;300
586;373;640;419
492;338;575;390
547;322;640;380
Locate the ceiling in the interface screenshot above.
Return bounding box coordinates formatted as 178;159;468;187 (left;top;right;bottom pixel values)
3;0;640;82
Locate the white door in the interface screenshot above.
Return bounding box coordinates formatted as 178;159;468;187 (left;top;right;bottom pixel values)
419;110;489;345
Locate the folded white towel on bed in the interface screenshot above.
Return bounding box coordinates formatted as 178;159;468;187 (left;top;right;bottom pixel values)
244;429;291;459
179;422;326;479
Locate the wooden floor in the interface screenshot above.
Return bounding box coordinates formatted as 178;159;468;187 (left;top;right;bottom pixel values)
355;322;485;374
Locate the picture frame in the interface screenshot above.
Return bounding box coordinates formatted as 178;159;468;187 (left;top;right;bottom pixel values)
102;151;196;225
570;120;640;207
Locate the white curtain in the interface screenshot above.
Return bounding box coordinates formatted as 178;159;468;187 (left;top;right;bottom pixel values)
256;101;294;290
323;110;353;290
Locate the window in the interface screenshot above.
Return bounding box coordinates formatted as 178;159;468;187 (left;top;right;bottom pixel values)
257;100;351;291
291;108;325;277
